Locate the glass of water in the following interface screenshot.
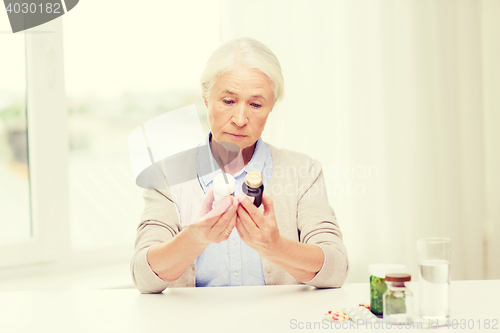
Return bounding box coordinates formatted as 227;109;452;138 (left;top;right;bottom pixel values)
417;237;451;320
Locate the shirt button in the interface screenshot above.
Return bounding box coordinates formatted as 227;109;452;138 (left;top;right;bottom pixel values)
232;240;237;245
234;271;239;277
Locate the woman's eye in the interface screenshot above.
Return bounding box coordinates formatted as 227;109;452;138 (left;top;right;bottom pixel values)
251;103;262;108
223;100;234;105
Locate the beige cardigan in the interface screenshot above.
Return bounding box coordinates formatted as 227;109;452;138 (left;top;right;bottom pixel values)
130;143;349;294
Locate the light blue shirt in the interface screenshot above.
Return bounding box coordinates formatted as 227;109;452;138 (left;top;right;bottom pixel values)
195;132;273;287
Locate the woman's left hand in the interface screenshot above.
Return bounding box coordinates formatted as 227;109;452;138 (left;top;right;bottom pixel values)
235;194;282;256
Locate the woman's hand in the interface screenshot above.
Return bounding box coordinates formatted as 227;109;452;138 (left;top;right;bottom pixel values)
188;188;240;246
235;194;282;256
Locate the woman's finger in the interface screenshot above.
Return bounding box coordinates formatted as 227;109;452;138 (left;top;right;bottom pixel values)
236;216;249;240
238;196;264;228
261;194;276;220
199;187;215;216
237;205;259;233
213;208;237;243
216;206;237;235
221;214;237;242
203;195;233;221
225;213;237;234
212;201;237;228
209;203;237;236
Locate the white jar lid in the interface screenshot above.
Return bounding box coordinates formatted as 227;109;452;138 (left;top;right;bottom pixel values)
213;172;236;196
368;264;406;278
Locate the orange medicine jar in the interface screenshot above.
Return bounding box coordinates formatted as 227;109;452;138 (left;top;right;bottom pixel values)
383;273;414;324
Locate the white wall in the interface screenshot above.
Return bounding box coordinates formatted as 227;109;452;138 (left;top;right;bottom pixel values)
220;0;500;283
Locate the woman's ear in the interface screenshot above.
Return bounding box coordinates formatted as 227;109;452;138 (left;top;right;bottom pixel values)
203;97;208;108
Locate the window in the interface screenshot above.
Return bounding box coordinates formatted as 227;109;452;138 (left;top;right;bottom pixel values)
1;0;221;272
0;25;30;244
63;1;219;250
0;18;69;269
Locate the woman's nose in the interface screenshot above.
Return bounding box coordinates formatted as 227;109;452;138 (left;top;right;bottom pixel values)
231;103;248;126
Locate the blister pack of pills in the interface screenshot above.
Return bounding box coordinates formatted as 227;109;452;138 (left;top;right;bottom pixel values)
341;305;382;324
325;304;451;330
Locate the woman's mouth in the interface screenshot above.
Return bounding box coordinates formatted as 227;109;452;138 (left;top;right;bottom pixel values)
226;133;246;139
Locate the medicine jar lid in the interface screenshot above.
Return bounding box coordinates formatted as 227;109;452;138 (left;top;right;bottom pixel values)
385;273;411;282
245;171;263;188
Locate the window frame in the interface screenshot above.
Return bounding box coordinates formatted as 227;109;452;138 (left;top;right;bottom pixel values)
0;18;70;269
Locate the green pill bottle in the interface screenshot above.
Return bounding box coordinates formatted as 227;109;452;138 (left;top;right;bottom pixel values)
368;264;406;317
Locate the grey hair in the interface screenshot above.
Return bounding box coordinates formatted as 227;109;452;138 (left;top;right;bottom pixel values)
200;37;284;104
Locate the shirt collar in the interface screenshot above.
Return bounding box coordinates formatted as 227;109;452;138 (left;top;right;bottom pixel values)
197;132;266;187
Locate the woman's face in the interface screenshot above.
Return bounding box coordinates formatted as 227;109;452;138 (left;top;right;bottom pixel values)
205;65;274;152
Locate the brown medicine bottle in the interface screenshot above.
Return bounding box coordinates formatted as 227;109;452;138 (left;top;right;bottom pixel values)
242;171;264;208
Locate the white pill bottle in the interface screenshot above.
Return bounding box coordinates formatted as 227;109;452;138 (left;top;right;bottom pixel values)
212;173;236;208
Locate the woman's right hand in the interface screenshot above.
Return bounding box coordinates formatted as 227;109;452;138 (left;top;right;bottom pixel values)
188;188;240;246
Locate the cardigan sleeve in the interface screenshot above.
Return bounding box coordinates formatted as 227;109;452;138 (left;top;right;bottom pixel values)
130;187;182;294
296;158;349;288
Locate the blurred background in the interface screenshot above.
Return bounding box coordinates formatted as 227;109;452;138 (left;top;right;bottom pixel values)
0;0;498;291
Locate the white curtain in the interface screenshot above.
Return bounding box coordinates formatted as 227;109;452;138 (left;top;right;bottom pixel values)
219;0;500;282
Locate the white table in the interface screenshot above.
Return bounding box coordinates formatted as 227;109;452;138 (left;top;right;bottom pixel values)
0;280;499;332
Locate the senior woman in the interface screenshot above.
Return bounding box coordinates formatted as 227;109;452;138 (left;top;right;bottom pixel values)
131;37;348;293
